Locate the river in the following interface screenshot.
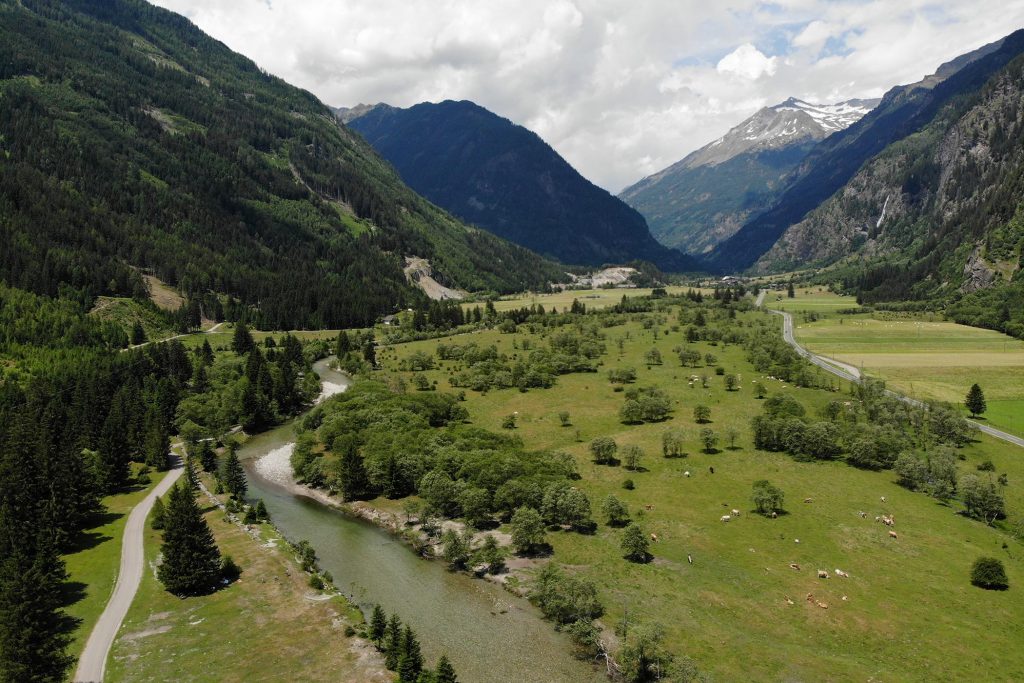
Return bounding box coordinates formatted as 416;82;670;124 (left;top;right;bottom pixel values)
240;358;603;683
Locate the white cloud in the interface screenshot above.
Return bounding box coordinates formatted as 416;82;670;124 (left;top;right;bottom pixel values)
716;43;778;79
152;0;1024;192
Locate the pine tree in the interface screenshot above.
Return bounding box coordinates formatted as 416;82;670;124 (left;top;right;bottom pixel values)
130;320;146;345
397;625;424;682
221;448;248;499
196;440;218;473
965;383;987;417
384;614;403;669
336;330;351;356
151;496;166;530
143;407;170;471
435;655;458;683
157;481;221;595
232;322;255;355
0;531;74;682
254;499;269;522
199;338;214;365
369;605;387;644
336;438;369;501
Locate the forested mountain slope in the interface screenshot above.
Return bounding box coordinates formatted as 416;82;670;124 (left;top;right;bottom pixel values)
346;100;697;271
620;98;877;254
703;33;1020;273
758;49;1024;338
0;0;564;330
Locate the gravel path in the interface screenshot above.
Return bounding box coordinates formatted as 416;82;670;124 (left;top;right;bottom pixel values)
74;458;184;682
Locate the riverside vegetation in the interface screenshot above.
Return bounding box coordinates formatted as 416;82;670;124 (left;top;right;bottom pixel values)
288;287;1024;681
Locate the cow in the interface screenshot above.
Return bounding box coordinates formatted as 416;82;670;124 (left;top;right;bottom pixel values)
817;570;829;579
720;515;731;522
785;596;795;605
804;497;813;503
816;600;829;609
644;504;654;511
788;563;801;571
888;530;898;539
835;569;849;578
770;511;778;519
650;533;659;542
684;471;691;477
859;511;867;518
880;496;886;503
731;509;741;516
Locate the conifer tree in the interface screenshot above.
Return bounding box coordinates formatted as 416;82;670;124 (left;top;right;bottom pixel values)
336;437;369;501
397;625;424;682
369;605;387;644
435;655;458;683
384;614;403;669
150;496;166;530
965;383;987;417
157;481;221;595
337;330;351;356
221;448;247;499
143;407;170;471
232;322;255;355
254;499;270;522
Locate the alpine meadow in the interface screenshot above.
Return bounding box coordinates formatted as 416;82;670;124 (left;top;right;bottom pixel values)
1;1;1023;683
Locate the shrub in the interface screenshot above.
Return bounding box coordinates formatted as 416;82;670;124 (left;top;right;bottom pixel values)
622;479;635;490
970;557;1008;590
221;555;241;582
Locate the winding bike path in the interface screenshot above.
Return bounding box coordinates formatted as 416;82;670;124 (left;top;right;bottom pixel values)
769;309;1024;449
74;458;185;682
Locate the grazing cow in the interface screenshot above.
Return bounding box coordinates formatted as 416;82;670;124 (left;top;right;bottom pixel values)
687;554;692;564
684;471;691;477
788;563;801;571
770;511;778;519
816;601;829;610
880;496;886;503
709;466;715;474
804;497;813;504
650;533;659;542
841;595;849;601
805;593;815;603
794;539;800;544
859;511;867;518
720;515;731;522
875;516;881;523
835;569;849;578
785;596;795;605
644;504;654;511
888;530;898;539
817;570;829;579
731;509;741;516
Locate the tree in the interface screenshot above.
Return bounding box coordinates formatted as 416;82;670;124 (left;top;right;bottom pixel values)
441;529;471;569
965;383;987;417
623;445;644;471
661;428;686;458
724;426;740;450
150;496;166;530
510;506;546;554
337;330;351;356
601;495;630;527
231;322;255;355
476;534;504;574
589;437;618;465
755;382;767;399
644;348;662;365
894;452;928;490
335;438;369;502
435;655;458;683
960;474;1005;522
619;623;673;683
220;448;248;499
369;605;387;644
196;440;218;473
620;399;643;424
787;281;795;298
501;414;517;429
621;524;650;562
751;480;784;515
724;374;738;391
693;405;711;424
384;614;403;669
459;487;491;528
157;482;221;595
558;411;571;427
254;499;269;522
397;626;424;682
131;320;147;345
699;428;718;454
970;557;1008;590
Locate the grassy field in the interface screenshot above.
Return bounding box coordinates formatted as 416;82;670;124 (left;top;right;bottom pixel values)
777;290;1024;436
463;287;703;313
765;286;859;312
62;467;169;663
107;485;386;682
376;306;1024;681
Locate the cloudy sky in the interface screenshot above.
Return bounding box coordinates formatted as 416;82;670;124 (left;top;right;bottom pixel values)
153;0;1024;192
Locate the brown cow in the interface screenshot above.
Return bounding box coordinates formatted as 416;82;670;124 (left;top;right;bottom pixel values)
888;530;898;539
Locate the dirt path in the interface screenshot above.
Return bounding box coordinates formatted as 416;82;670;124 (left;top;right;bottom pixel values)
74;459;184;682
770;309;1024;449
122;320;225;353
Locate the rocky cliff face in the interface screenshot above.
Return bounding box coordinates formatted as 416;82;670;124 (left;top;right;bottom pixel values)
756;51;1024;301
620;98;877;254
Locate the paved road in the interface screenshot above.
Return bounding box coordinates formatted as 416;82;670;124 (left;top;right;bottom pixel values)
74;459;185;683
770;309;1024;449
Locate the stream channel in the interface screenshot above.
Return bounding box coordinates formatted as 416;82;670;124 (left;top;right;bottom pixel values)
240;357;603;683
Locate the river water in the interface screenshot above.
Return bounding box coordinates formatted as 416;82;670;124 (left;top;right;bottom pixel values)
240;358;602;683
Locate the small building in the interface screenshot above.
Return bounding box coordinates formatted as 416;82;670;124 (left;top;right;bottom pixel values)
381;314;399;326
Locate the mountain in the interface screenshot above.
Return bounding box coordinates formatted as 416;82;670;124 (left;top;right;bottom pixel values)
0;0;565;330
753;36;1024;337
620;98;878;254
703;34;1015;273
344;100;696;271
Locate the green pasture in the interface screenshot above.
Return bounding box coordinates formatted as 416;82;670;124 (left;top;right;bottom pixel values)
376;309;1024;681
463;287;703;314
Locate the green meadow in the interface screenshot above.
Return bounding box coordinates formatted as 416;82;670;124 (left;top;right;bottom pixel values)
374;304;1024;681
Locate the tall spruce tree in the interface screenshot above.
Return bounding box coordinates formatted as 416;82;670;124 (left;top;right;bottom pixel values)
157;482;221;595
336;437;369;501
232;322;255;356
384;614;403;670
965;383;987;417
435;655;458;683
221;448;248;499
369;605;387;645
397;625;424;682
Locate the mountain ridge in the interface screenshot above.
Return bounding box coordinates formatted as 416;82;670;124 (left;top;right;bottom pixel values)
344;99;697;271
